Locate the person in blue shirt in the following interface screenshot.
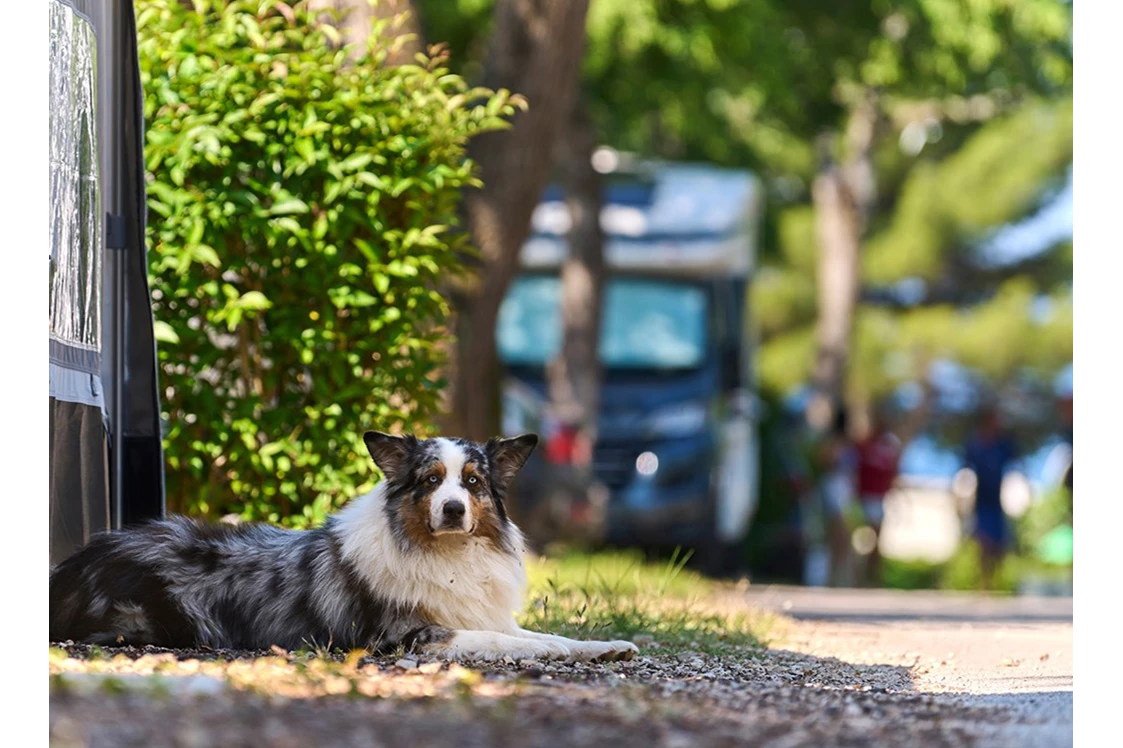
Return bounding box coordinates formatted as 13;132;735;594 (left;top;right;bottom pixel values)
963;406;1019;590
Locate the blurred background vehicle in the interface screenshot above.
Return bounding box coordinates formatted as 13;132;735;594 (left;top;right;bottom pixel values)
497;160;763;574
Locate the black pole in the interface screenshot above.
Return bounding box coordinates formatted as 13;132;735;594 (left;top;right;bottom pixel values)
99;0;162;528
100;0;127;529
108;215;127;530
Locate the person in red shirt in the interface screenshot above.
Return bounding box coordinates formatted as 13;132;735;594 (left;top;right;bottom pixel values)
854;408;902;585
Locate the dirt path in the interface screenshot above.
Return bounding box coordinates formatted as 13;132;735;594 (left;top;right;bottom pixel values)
49;587;1073;747
749;585;1074;747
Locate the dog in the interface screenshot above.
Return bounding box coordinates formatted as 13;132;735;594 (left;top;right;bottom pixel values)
49;431;639;662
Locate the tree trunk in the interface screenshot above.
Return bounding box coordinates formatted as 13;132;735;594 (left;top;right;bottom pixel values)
808;160;860;432
309;0;423;63
546;101;605;449
448;0;591;442
536;101;605;541
807;91;881;432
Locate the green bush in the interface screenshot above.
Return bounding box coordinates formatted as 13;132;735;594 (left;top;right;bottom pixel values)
879;545;1018;593
1016;485;1073;563
138;0;521;526
878;557;944;591
938;540;1019;593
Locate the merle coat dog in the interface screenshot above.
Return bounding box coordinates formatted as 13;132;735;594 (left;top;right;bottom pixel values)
49;432;638;662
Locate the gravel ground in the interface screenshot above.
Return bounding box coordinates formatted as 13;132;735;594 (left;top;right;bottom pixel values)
49;589;1073;748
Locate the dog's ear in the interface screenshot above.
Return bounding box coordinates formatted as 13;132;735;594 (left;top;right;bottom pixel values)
485;434;539;487
363;431;417;478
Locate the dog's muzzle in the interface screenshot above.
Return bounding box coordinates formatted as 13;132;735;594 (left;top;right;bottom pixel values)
431;499;471;534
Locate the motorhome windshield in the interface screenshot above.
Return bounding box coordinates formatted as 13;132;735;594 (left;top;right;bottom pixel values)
498;276;709;370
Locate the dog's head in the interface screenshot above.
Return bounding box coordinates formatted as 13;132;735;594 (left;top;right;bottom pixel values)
362;431;538;548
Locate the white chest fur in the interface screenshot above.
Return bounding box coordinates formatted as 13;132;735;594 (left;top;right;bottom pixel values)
334;489;526;633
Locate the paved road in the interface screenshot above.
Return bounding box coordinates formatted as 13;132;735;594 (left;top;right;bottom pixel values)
745;584;1073;623
747;585;1074;747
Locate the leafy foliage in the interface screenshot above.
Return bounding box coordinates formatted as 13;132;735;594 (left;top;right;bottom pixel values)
139;0;521;525
759;277;1073;403
754;96;1073;403
862;98;1073;284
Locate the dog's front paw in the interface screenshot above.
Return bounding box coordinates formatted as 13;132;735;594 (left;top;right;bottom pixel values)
568;640;640;662
519;639;572;661
439;631;571;662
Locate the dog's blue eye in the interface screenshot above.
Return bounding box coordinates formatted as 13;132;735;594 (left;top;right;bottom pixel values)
428;475;439;484
467;476;478;485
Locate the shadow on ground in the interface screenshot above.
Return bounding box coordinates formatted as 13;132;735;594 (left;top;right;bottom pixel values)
49;640;1023;748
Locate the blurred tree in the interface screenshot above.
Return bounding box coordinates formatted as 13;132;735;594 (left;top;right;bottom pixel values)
310;0;423;62
582;0;1073;436
443;0;592;442
773;0;1071;429
546;100;606;461
418;0;1073;440
758;97;1073;422
423;5;609;492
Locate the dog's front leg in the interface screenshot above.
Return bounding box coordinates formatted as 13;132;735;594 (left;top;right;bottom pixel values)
421;629;572;662
514;627;639;662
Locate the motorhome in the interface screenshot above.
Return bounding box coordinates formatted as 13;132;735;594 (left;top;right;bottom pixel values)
497;161;763;571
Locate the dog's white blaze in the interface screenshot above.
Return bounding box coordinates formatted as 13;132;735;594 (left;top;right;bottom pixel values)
429;438;473;530
335;484;526;633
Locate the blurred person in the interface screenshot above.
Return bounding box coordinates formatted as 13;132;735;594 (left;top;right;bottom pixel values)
748;396;815;583
963;405;1019;590
1057;393;1073;495
816;407;857;587
795;421;830;587
854;406;902;586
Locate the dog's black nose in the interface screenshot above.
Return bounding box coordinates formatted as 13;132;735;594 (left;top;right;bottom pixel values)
443;501;466;521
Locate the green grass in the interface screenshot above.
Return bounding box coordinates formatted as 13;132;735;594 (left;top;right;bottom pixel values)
519;548;774;656
881;541;1073;594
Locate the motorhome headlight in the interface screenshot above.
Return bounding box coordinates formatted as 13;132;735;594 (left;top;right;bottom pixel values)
635;451;659;477
646;401;708;437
